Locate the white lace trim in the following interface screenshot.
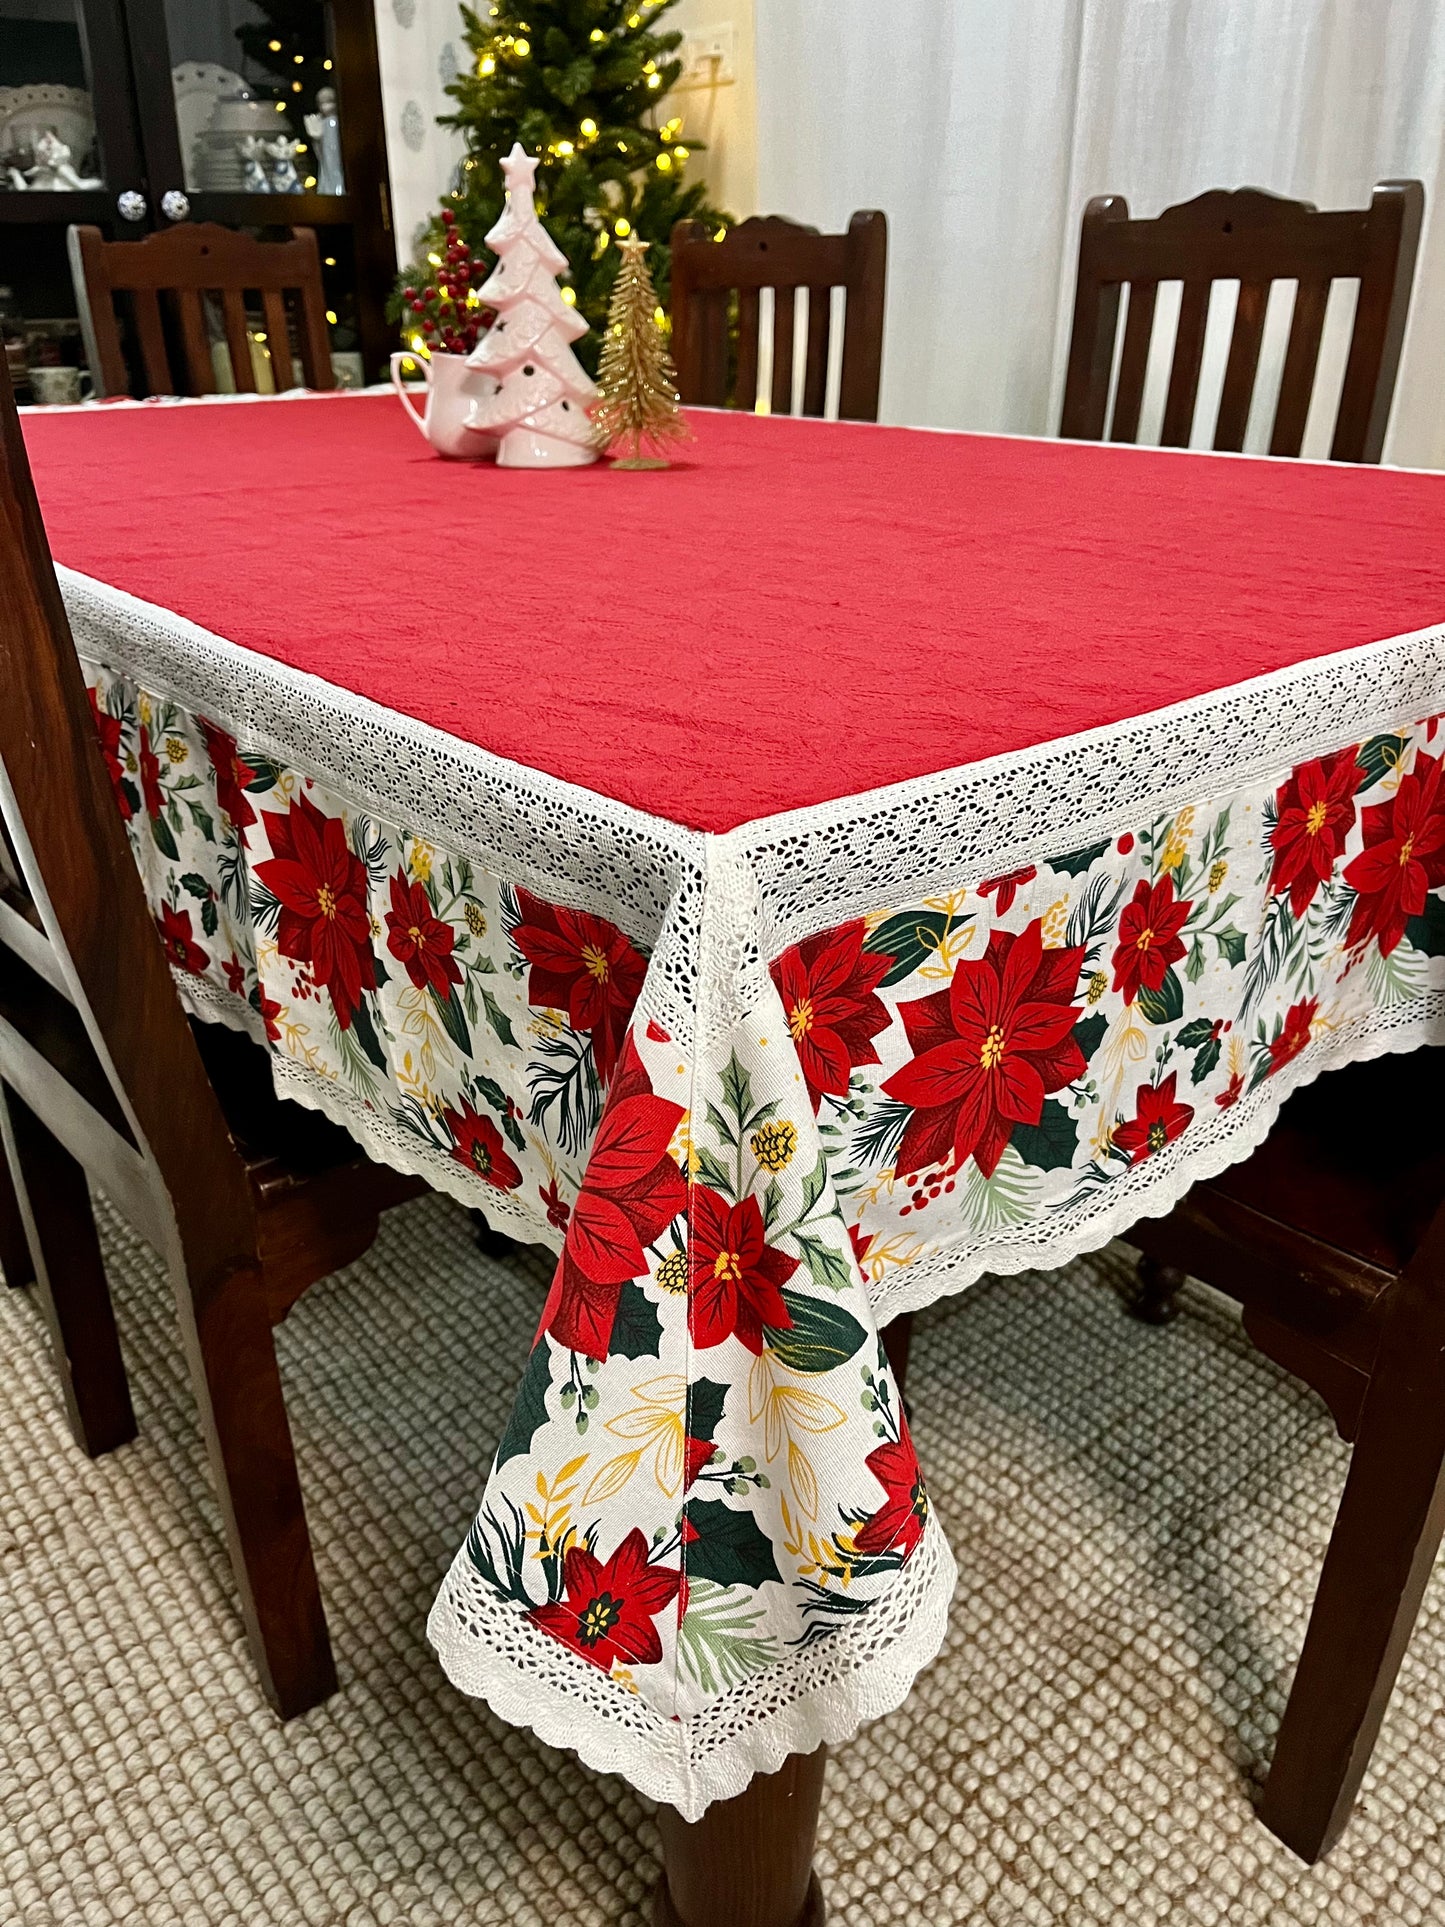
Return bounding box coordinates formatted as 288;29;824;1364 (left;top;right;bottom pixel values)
427;1513;957;1823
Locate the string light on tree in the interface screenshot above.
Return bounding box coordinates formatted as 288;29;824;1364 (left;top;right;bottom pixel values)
591;233;690;469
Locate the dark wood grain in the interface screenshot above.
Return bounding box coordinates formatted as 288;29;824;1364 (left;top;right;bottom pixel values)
671;212;887;422
1061;181;1423;462
0;1134;32;1288
1123;1046;1445;1858
0;356;420;1717
67;222;337;399
655;1747;827;1927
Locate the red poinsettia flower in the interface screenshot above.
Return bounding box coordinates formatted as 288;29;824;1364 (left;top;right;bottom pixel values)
138;723;164;821
385;871;461;997
848;1222;874;1271
443;1102;522;1191
87;689;133;821
512;886;647;1084
1113;1073;1194;1163
769;919;893;1113
253;791;376;1029
688;1189;799;1354
539;1178;570;1232
156;902;208;976
1344;748;1445;956
223;954;247;996
1268;997;1318;1076
1269;748;1358;918
855;1410;928;1558
882;918;1085;1180
530;1526;682;1672
978;866;1037;916
539;1036;686;1357
199;718;259;835
1112;875;1192;1005
258;990;283;1043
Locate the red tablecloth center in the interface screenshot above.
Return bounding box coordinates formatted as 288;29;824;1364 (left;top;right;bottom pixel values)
23;395;1445;833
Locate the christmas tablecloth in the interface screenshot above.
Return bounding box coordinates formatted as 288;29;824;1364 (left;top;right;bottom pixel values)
23;392;1445;1818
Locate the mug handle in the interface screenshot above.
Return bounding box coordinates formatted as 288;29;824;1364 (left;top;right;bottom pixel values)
390;350;432;438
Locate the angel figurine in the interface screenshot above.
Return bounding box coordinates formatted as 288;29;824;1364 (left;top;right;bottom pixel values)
264;134;302;194
23;128;101;192
302;87;344;195
239;136;271;194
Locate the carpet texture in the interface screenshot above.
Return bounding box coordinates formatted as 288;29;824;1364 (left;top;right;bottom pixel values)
2;1192;1443;1926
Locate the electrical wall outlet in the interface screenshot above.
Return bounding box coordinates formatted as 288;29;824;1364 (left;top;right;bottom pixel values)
680;23;737;86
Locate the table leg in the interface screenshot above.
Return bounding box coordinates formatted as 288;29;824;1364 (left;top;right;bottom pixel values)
653;1746;828;1927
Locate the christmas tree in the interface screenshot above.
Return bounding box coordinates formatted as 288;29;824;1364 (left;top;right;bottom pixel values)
592;233;689;466
465;144;598;466
396;0;728;375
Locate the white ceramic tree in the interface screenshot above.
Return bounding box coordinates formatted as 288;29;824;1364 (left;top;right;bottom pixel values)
464;144;597;468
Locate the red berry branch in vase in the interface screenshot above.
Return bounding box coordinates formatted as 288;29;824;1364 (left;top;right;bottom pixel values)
401;209;493;357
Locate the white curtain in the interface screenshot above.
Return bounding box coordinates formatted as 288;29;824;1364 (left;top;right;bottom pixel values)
372;0;468;271
756;1;1445;467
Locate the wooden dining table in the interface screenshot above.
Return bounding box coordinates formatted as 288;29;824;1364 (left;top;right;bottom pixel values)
21;388;1445;1927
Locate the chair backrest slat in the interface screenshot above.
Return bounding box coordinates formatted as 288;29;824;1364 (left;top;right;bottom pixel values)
1061;180;1424;463
671;211;887;422
67;221;336;399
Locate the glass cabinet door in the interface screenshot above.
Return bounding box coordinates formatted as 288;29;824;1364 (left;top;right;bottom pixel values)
0;0;143;207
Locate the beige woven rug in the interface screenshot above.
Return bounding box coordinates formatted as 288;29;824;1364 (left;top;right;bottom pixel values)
2;1193;1443;1927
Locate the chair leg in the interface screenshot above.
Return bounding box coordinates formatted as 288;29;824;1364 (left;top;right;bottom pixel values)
0;1087;135;1455
1126;1257;1187;1325
0;1131;34;1287
168;1239;338;1719
1259;1261;1445;1862
470;1206;520;1259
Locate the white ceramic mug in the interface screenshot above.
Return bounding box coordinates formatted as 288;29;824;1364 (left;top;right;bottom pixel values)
29;365;92;406
389;349;497;458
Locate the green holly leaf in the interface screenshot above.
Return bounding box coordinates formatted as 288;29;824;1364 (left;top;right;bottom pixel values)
150;811;178;861
242;756;286;793
1010;1098;1078;1172
683;1498;781;1589
1050;838;1110;877
1404;893;1445;958
794;1232;854;1295
798;1151;829;1219
1190;1037;1222;1084
1176;1018;1215;1048
179;872;211;901
434;983;474;1057
704;1100;738;1148
185;798;216;843
348;995;389;1070
1213;926;1248;967
1357;733;1406;790
480;986;517;1048
609;1277;662;1360
1136;968;1184;1025
719;1051;753;1127
687;1378;728;1445
496;1340;554;1467
765;1289;867;1374
1184;936;1207;983
862;909;963;987
693;1145;733;1194
200;897;218;939
1072;1012;1108;1063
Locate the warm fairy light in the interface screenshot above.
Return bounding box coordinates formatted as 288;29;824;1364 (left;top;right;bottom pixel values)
653;305;665;323
560;286;577;305
293;52;303;62
556;139;574;154
325;308;337;324
291;79;302;91
274;100;286;111
467;287;481;306
478;53;495;72
646;72;660;86
268;37;281;49
614;217;631;236
410;334;430;357
589;26;603;39
643;58;656;71
713;226;726;241
661;116;682;137
754;397;771;415
322;58;332;69
427;250;443;266
253;330;268;343
673;145;687;158
579;116;597;136
628;11;641;23
305;174;316;186
324;254;336;265
655;153;671;170
513;36;530;55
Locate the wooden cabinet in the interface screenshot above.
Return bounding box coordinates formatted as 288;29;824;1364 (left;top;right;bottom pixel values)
0;0;396;387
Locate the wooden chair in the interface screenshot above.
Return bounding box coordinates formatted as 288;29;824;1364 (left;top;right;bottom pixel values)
670;211;887;422
67;221;335;399
0;356;421;1717
1122;1048;1445;1861
1060;181;1424;462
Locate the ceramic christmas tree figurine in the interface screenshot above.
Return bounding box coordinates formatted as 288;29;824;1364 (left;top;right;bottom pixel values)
592;234;691;468
464;144;597;468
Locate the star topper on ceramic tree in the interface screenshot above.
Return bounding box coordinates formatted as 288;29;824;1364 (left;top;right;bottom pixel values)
463;142;598;468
